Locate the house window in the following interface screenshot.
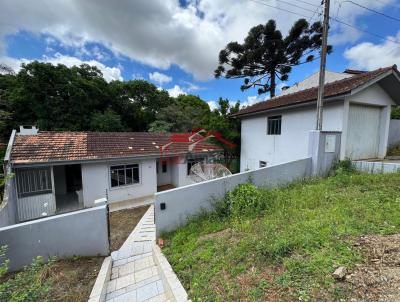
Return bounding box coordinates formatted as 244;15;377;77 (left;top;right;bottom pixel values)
162;161;167;173
259;161;267;168
267;115;282;135
16;167;52;197
187;158;202;175
156;162;159;174
110;164;139;188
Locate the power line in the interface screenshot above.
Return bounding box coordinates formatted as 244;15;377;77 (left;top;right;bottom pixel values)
247;0;400;46
271;0;318;14
248;0;313;18
331;16;400;45
340;0;400;22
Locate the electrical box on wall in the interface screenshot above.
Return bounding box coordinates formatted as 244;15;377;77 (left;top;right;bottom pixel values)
325;135;336;153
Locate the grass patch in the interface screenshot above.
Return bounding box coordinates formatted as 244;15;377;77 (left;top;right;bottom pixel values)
0;256;103;302
162;171;400;301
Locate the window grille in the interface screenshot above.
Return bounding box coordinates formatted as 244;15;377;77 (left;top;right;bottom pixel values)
267;115;282;135
16;167;52;197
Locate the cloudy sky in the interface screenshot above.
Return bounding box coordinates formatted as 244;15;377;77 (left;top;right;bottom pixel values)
0;0;399;108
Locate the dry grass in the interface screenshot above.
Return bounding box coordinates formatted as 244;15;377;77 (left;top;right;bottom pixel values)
45;257;104;302
109;205;150;251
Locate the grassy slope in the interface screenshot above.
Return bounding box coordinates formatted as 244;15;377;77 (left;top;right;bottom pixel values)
162;172;400;301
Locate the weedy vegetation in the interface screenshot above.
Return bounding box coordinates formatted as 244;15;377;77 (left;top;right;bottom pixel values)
162;167;400;301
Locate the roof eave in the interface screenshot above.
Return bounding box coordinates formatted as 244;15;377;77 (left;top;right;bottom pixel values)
231;94;347;119
11;149;223;167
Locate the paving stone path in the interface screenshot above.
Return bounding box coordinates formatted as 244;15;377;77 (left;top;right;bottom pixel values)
105;205;170;302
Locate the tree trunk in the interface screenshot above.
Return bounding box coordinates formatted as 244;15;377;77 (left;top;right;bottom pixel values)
270;71;276;98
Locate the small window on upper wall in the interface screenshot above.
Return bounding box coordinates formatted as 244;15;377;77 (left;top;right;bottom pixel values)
267;115;282;135
259;161;267;168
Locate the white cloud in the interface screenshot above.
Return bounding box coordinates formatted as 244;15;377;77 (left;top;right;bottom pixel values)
207;100;218;111
0;0;395;79
344;31;400;70
167;85;187;97
0;53;123;82
240;95;268;108
149;71;172;85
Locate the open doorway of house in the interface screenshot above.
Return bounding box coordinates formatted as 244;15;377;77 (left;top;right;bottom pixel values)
54;164;83;213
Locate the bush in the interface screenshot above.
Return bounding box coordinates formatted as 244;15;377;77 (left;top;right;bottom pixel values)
0;256;52;302
224;183;265;217
331;159;355;175
391;106;400;119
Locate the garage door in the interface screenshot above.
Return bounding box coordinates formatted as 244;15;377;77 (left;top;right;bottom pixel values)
346;104;381;160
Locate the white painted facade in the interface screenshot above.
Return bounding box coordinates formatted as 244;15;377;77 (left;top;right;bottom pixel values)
81;158;157;207
240;82;396;172
12;153;210;221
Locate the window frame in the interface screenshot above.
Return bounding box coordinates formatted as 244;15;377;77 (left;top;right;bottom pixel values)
259;161;267;168
267;115;282;135
109;163;140;189
187;158;204;176
16;167;52;198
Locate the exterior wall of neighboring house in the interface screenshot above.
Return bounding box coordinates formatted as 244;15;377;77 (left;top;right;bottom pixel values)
388;119;400;147
342;84;395;160
81;158;157;207
169;157;194;187
240;102;344;171
156;159;172;186
280;71;353;96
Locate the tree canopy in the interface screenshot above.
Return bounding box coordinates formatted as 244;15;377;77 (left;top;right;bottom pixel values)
0;61;241;160
215;19;332;97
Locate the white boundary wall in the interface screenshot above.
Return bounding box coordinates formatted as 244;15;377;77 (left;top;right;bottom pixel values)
155;158;311;236
0;204;109;272
353;160;400;174
388;119;400;147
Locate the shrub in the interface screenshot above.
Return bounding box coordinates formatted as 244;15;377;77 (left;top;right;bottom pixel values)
0;256;52;302
224;183;265;217
331;159;355;175
391;106;400;119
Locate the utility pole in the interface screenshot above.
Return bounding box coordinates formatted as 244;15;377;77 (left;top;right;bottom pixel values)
316;0;330;130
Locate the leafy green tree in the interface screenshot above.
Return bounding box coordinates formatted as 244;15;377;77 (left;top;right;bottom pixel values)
215;19;332;97
109;80;171;131
90;109;123;132
149;95;211;132
0;66;16;140
9;61;110;131
391;106;400;119
205;98;241;170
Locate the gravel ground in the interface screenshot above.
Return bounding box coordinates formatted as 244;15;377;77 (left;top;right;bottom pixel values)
343;234;400;302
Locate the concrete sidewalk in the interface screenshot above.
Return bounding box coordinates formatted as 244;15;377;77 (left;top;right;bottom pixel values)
105;206;169;302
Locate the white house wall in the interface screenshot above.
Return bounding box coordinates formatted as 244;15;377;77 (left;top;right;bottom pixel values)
81;159;157;207
240;102;344;171
156;160;172;186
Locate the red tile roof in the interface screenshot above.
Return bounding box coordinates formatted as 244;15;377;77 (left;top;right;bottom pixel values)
232;65;398;118
11;131;224;164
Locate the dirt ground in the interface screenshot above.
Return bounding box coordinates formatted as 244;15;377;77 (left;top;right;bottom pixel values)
342;234;400;302
109;205;150;251
45;257;104;302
